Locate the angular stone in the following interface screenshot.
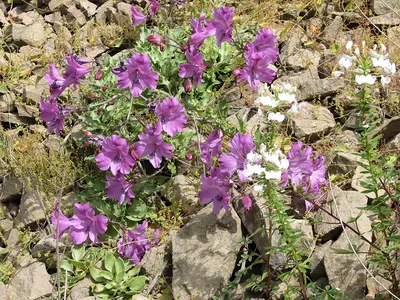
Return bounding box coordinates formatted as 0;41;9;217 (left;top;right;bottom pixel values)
315;189;369;242
141;241;171;289
6;262;53;299
11;23;46;47
351;165;386;199
48;0;73;11
310;241;332;281
385;133;400;151
370;12;400;25
172;204;242;299
65;5;86;26
74;0;97;17
32;234;65;258
0;112;35;125
327;152;361;177
15;103;38;118
0;219;13;241
162;175;199;214
246;113;267;136
68;277;92;300
0;93;16;113
0;177;23;203
23;85;44;104
323;16;343;44
291;102;336;142
366;274;392;299
374;0;400;15
374;116;400;143
95;0;114;24
15;189;46;229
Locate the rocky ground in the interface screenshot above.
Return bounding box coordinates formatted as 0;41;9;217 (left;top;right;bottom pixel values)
0;0;400;299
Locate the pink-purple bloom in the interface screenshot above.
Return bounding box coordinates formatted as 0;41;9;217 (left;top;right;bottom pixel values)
155;97;187;137
39;98;66;136
219;133;256;181
210;6;234;46
51;199;71;240
178;49;207;87
135;121;174;168
149;0;160;16
281;141;328;211
95;135;136;176
106;174;135;206
200;130;223;168
45;64;65;101
245;29;279;62
199;168;232;215
189;13;216;49
117;221;161;265
242;194;252;211
115;53;159;97
131;5;147;26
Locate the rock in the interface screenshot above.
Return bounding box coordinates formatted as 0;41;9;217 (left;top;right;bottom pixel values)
374;116;400;144
29;124;49;137
315;189;369;242
351;165;385;199
74;0;97;17
15;189;46;229
0;219;13;241
246;113;267;136
221;87;243;115
15;103;38;118
141;241;171;288
95;0;114;24
324;212;371;299
370;12;400;25
172;204;242;299
309;241;332;281
6;262;53;299
6;228;19;248
0;177;23;203
274;72;345;101
385;133;400;151
48;0;73;11
387;26;400;54
291;219;314;251
323;16;343;44
11;23;46;47
68;277;92;300
32;234;64;258
0;8;7;25
23;85;44;104
373;0;400;15
6;201;19;218
327;152;361;177
366;275;392;299
131;296;148;300
162;175;199;214
65;5;86;25
0;93;16;113
290;102;336;142
60;191;79;214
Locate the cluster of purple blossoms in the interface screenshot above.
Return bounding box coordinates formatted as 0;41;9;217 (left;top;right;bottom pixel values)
281;141;328;211
39;99;66;136
235;29;279;90
117;221;161;265
155;97;187;137
52;201;108;245
114;53;159;98
130;0;160;26
179;49;207;87
106;174;135;206
200;130;223;168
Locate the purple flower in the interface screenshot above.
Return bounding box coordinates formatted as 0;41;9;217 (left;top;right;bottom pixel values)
189;13;216;48
236;52;276;90
242;194;252;211
178;49;207;87
200;130;223;168
44;64;65;101
245;29;279;62
117;221;160;265
131;5;147;26
51;199;71;240
64;53;92;88
134;121;174;169
115;53;159;97
106;174;135;206
155;97;187;137
219;133;256;181
95;135;136;176
149;0;160;16
199;168;232;215
210;6;234;46
147;34;163;46
68;203;108;244
39;98;66;136
94;71;103;80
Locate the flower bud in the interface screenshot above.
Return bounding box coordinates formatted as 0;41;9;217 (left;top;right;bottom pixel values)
147;35;163;46
89;93;96;99
233;69;241;77
185;152;193;160
94;71;103;80
181;43;189;52
109;100;115;105
97;109;102;115
159;43;166;52
184;78;192;93
131;148;140;160
83;130;92;137
103;84;108;91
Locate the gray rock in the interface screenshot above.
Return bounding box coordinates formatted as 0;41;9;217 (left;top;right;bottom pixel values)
32;234;64;258
0;93;16;113
74;0;97;17
221;87;243;115
0;8;7;25
227;107;251;128
366;274;392;299
374;116;400;143
246;113;267;136
6;201;19;218
1;177;23;203
23;85;44;104
15;103;38;118
131;296;148;300
385;133;400;151
65;5;86;26
373;0;400;15
172;204;242;299
6;262;53;299
141;241;171;289
11;23;46;47
351;165;385;199
6;228;19;248
323;16;343;44
48;0;73;11
291;102;336;142
387;26;400;52
68;277;92;300
291;219;314;251
327;152;361;177
162;175;199;214
370;11;400;25
324;212;371;299
310;241;332;281
95;0;114;24
0;219;13;241
15;189;46;229
315;189;369;242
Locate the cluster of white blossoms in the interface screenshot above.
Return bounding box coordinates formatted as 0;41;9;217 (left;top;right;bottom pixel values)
334;40;396;86
244;143;290;193
255;82;299;122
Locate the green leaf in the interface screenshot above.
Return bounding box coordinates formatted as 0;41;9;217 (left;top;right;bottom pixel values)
386;235;400;241
60;260;74;273
72;245;86;261
99;270;114;281
89;265;106;283
0;83;8;94
115;258;125;280
331;247;354;255
68;260;86;269
104;253;115;273
126;275;148;292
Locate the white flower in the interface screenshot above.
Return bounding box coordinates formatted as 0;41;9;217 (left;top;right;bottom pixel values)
268;112;285;123
262;149;288;170
264;170;282;180
355;74;376;85
288;101;299;114
380;43;387;52
243;164;266;179
277;92;296;103
246;151;262;164
381;76;391;85
338;54;355;69
255;95;279;108
354;47;360;56
280;82;297;93
253;184;263;193
346;40;353;51
362;40;366;48
332;71;343;78
257;108;263;116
